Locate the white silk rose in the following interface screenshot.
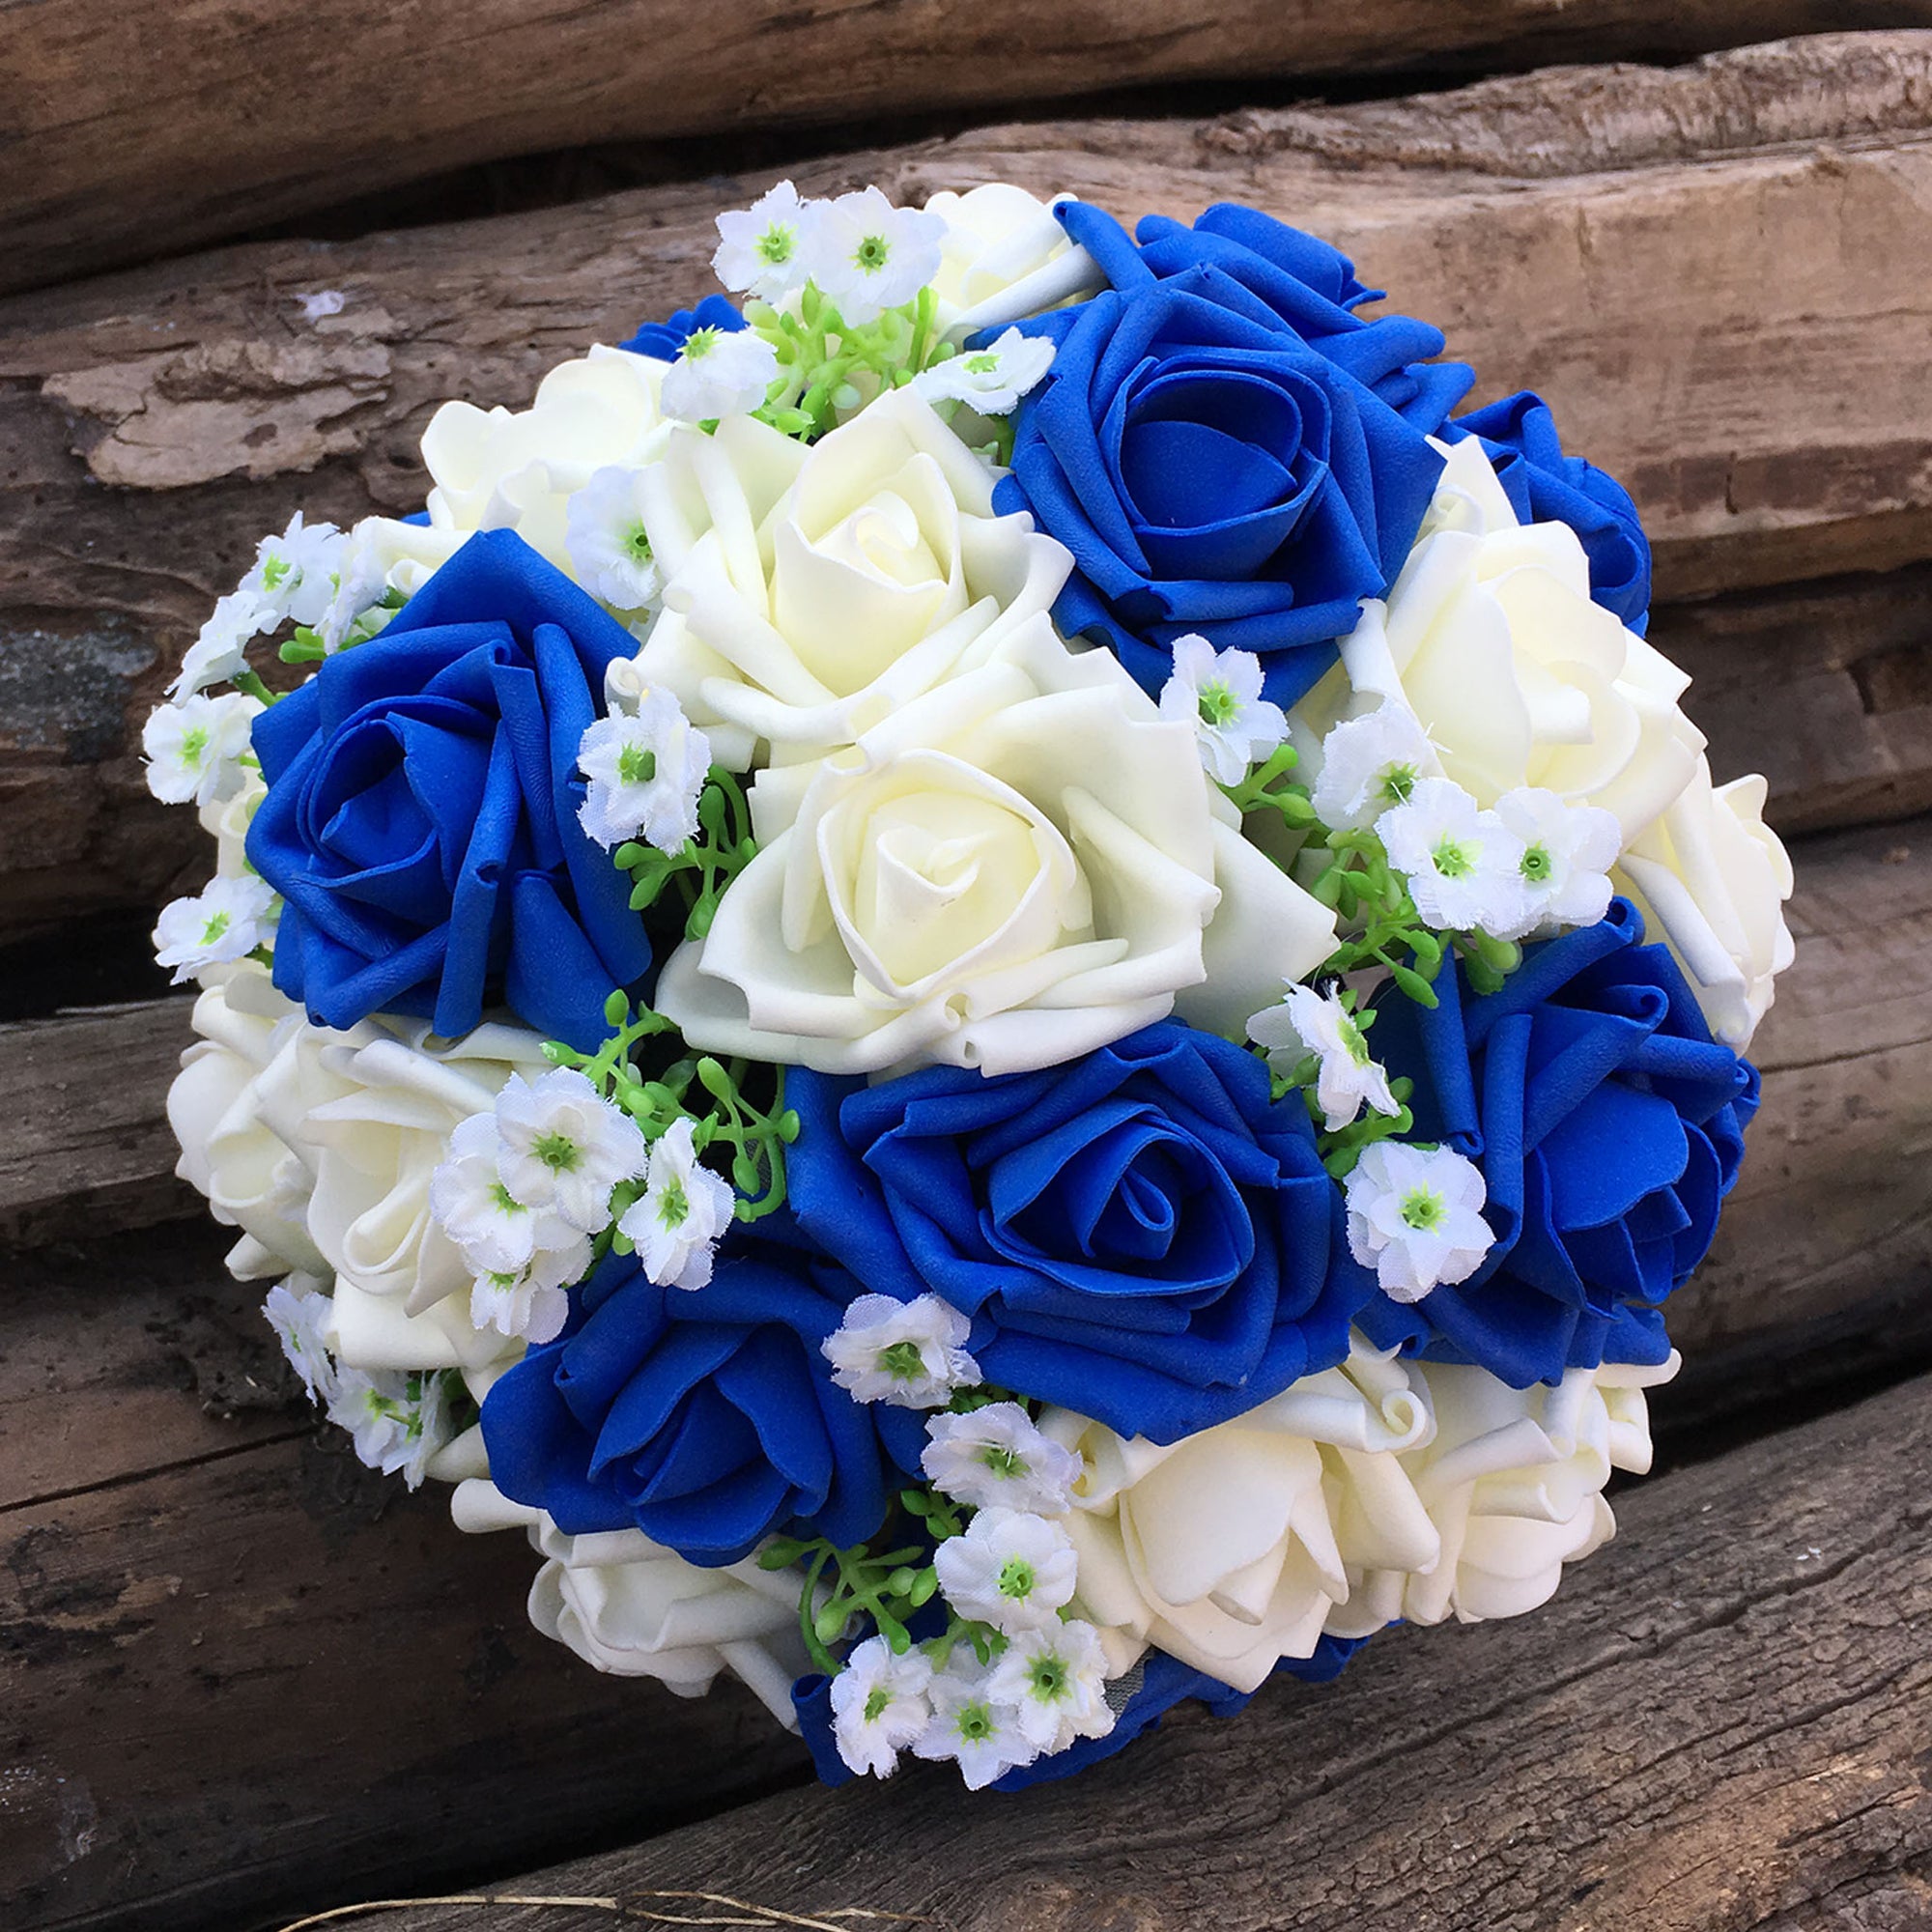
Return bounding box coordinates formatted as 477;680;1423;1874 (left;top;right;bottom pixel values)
451;1479;812;1727
1037;1341;1440;1692
168;963;554;1372
169;962;329;1283
654;620;1338;1077
629;386;1070;769
1615;758;1795;1049
922;183;1104;340
1341;1354;1678;1632
344;344;673;599
1296;439;1704;844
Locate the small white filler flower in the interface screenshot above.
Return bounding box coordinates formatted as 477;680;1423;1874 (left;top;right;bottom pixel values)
829;1634;935;1778
1377;777;1528;938
565;466;663;611
912;327;1056;416
1491;786;1622;941
262;1280;338;1405
1309;702;1441;833
1247;983;1401;1133
327;1367;452;1490
987;1620;1116;1756
921;1402;1082;1515
242;511;345;629
1344;1140;1493;1302
142;690;260;808
660;326;781;423
172;589;276;699
152;873;278;982
931;1506;1079;1634
1157;634;1289;786
430;1110;580;1279
492;1068;650;1236
617;1116;736;1292
821;1293;980;1408
912;1659;1038;1789
799;186;947;325
468;1246;590;1348
712;180;811;302
576;691;711;854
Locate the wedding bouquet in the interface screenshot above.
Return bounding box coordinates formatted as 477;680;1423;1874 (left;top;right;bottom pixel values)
151;181;1794;1791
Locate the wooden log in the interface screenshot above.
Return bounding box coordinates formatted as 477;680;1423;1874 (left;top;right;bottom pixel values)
0;1222;811;1932
301;1371;1932;1932
8;5;1931;297
4;33;1931;942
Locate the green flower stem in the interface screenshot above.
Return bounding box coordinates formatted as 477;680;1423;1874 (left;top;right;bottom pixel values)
232;668;277;706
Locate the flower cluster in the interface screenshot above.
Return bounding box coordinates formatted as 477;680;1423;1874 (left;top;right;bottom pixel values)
151;180;1793;1795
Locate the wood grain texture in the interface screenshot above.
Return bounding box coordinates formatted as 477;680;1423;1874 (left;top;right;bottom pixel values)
3;32;1930;940
327;1371;1932;1932
7;4;1932;295
0;1223;811;1932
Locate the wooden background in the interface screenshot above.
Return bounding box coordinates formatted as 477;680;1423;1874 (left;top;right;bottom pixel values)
2;9;1930;1930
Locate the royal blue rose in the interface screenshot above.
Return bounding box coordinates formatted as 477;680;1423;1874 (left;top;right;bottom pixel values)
247;529;651;1053
1445;390;1652;630
991;202;1474;706
786;1021;1374;1444
1361;899;1758;1386
618;293;746;360
482;1221;917;1566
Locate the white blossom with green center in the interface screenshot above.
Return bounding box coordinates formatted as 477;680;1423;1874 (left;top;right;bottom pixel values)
1344;1139;1493;1302
1490;785;1623;942
142;688;260;808
616;1115;735;1292
493;1066;650;1235
821;1292;980;1407
660;323;781;423
170;587;277;699
912;325;1056;416
152;872;277;983
712;179;811;301
987;1621;1117;1755
325;1361;454;1491
431;1110;591;1285
1378;776;1530;938
1310;700;1444;832
1157;632;1289;785
575;690;712;854
931;1505;1078;1634
565;464;664;611
921;1400;1082;1514
262;1280;338;1405
829;1634;934;1777
798;184;947;325
242;509;345;630
1248;982;1402;1133
911;1661;1037;1789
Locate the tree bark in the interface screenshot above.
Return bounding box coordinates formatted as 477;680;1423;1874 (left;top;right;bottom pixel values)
7;5;1931;294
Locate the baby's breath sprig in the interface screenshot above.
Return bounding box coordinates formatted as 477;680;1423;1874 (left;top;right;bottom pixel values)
749;283;948;442
1308;830;1446;1008
1220;741;1319;833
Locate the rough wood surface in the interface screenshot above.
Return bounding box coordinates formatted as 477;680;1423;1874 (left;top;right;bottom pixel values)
0;998;199;1247
3;31;1930;940
7;5;1930;296
0;1224;811;1932
307;1370;1932;1932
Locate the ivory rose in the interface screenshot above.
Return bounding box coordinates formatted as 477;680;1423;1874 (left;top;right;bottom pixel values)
630;386;1070;769
169;961;554;1372
653;620;1338;1077
1037;1341;1440;1691
345;345;673;600
451;1478;812;1727
1616;757;1795;1049
1343;1354;1678;1632
922;183;1103;339
1297;439;1705;843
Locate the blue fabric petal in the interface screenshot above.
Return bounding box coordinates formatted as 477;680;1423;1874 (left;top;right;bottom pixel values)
617;294;746;359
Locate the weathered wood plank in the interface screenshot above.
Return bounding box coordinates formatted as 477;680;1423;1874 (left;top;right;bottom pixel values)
2;32;1930;938
7;5;1930;296
0;1236;811;1932
370;1371;1932;1932
0;999;199;1248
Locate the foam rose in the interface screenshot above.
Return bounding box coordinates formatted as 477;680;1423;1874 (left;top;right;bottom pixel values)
630;387;1070;770
452;1477;811;1727
923;183;1104;340
654;619;1337;1077
1297;439;1705;843
1037;1339;1439;1692
1339;1354;1676;1631
1616;756;1795;1050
